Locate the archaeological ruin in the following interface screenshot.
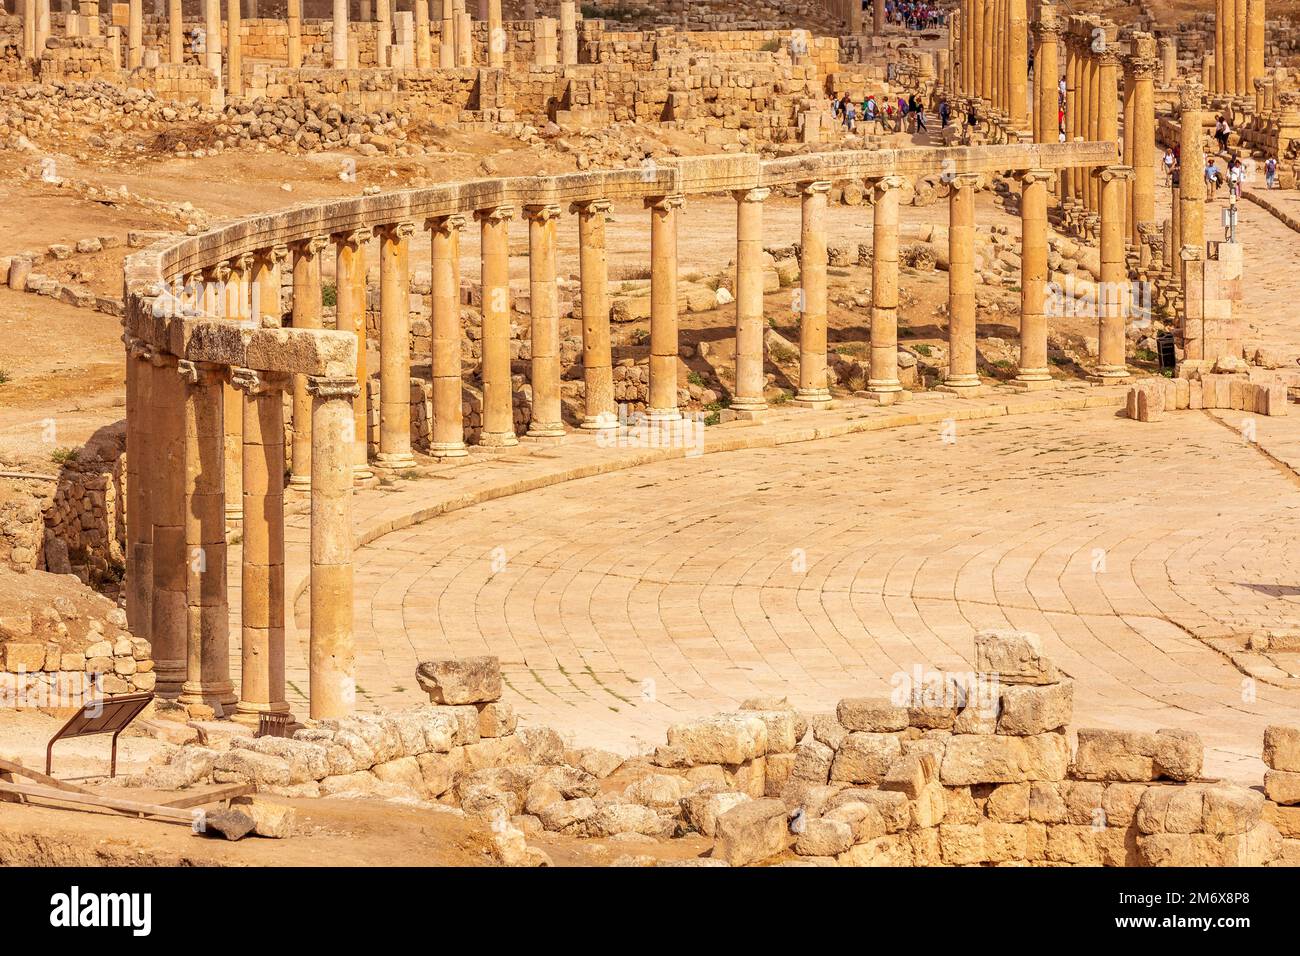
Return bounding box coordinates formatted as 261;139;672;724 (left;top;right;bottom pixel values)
2;0;1300;886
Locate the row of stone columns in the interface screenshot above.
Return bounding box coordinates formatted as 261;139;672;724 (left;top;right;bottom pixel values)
955;0;1030;133
1214;0;1266;97
1059;17;1119;239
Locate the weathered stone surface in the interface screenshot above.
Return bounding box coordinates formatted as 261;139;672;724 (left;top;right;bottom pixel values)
974;629;1060;685
415;656;502;705
623;773;688;809
680;788;751;837
880;752;936;799
1265;770;1300;806
476;701;517;737
666;713;768;765
829;732;902;784
229;795;296;838
939;732;1069;785
836;697;908;732
997;680;1073;735
201;807;256;841
712;798;793;866
795;818;853;856
1072;728;1203;782
572;748;624;779
791;738;834;783
1263;725;1300;772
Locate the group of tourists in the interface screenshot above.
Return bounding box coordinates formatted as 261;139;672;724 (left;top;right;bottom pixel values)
878;1;947;30
1161;144;1278;196
831;91;931;134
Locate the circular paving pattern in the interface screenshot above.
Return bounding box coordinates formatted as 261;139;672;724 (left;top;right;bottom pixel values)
340;407;1300;781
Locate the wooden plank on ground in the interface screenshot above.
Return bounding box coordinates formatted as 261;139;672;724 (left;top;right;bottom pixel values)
0;757;96;795
0;780;198;825
157;783;253;809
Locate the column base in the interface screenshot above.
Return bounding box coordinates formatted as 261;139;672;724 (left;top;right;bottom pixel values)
646;407;681;422
374;451;416;471
479;431;518;448
430;441;469;458
790;388;833;410
525;422;566;440
152;661;187;698
230;701;293;727
936;378;986;397
178;681;237;710
859;388;911;406
287;474;311;490
579;412;620;430
731;407;766;422
1087;367;1131;383
1010;373;1055;391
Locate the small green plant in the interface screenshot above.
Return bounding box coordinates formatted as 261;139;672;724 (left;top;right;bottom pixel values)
687;371;706;387
913;343;933;357
704;410;721;426
0;367;10;385
51;447;79;465
768;343;797;365
322;284;337;308
629;328;650;345
1134;347;1157;363
771;390;792;405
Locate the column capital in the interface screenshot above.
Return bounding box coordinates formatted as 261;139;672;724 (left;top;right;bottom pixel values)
1094;164;1135;183
231;252;255;273
523;202;563;222
1019;168;1054;185
208;261;232;283
732;186;771;203
1124;55;1158;80
474;204;516;223
295;234;332;256
332;228;368;250
570;197;612;215
948;172;981;190
871;174;907;193
306;375;360;399
799;180;832;195
264;243;291;265
425;213;467;235
644;193;685;212
230;366;290;395
374;221;417;240
176;358;225;387
1177;80;1204;111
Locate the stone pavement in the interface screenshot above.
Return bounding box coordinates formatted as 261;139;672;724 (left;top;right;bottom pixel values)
224;382;1300;783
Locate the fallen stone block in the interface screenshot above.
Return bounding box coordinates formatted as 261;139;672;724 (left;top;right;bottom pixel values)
680;788;751;837
1263;725;1300;772
229;795;296;838
666;713;768;765
1265;770;1300;806
712;798;794;866
415;656;502;705
974;629;1060;685
201;807;257;841
880;751;937;799
795;817;853;857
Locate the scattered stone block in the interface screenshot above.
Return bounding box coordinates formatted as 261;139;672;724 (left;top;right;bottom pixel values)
666;713;768;765
997;680;1073;735
711;797;793;866
415;656;502;705
836;697;909;732
1263;725;1300;772
974;629;1060;685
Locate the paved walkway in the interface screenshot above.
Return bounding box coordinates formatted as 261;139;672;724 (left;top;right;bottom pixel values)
241;381;1300;782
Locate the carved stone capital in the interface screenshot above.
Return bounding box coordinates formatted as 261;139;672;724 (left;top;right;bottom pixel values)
644;193;685;212
306;376;360;400
799;180;832;195
426;213;467;235
570;198;612;216
732;187;771;204
332;228;369;251
523;203;563;222
230;366;290;395
176;359;225;388
474;204;516;223
871;174;907;193
375;221;417;241
296;234;331;256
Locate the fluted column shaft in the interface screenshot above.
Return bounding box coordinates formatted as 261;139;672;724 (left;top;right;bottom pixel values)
526;204;564;437
376;222;415;468
477;205;517;446
232;368;290;725
308;376;358;720
945;174;981;389
1017;170;1052;383
647;194;683;421
732;187;769;413
178;360;234;710
429;215;468;455
574;199;616;429
795;180;831;406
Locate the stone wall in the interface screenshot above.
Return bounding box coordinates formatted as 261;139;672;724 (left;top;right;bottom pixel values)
41;424;127;589
125;634;1297;866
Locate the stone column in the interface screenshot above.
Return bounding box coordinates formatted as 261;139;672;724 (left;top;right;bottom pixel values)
1095;165;1133;380
944;174;981;391
177;360;235;711
487;0;503;68
961;1;972;93
456;10;472;66
1178;83;1205;263
227;0;242;95
646;194;683;421
335;230;372;480
1247;0;1265;93
477;205;517;446
525;204;564;438
867;175;905;398
167;0;181;62
151;352;187;695
1215;0;1225;93
376;222;415;469
731;186;769;415
794;180;831;408
874;0;884;36
1086;46;1100;211
287;0;302;68
222;259;247;527
126;0;141;67
1064;38;1078;204
231;367;290;726
439;0;454;66
1128;43;1157;250
332;0;348;68
125;341;153;644
1159;37;1176;88
308;376;358;720
1034;9;1060;144
428;214;468;455
1235;0;1247;95
979;0;992;100
1098;47;1120;192
572;199;615;429
558;0;576;65
1016;169;1052;386
203;0;221;74
376;0;391;68
35;0;49;58
412;0;430;68
250;246;284;326
290;237;326;488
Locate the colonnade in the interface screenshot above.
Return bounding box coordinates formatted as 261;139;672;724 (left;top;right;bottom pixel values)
1213;0;1266;97
120;144;1117;721
954;0;1031;134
